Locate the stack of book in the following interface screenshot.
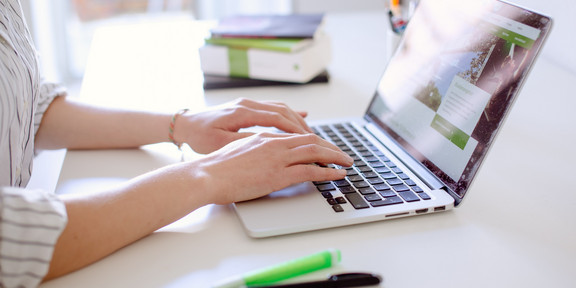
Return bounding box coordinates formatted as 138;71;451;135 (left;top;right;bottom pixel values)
199;14;331;89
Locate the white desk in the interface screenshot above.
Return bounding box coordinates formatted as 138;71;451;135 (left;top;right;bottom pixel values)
40;12;576;288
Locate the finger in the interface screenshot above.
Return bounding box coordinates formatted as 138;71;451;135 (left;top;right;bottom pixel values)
281;133;348;156
246;133;352;166
284;164;348;184
231;108;311;135
258;100;311;132
262;102;312;133
238;99;313;133
288;143;354;167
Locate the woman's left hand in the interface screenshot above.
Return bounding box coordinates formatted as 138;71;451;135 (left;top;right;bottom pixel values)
174;98;313;154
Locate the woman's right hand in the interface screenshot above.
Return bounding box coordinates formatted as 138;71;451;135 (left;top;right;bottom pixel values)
185;132;353;205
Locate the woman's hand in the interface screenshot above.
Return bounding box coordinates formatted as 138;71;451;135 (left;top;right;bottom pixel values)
187;132;354;205
174;98;313;154
46;124;352;281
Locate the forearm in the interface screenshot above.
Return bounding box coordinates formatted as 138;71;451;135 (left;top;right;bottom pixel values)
44;162;210;280
43;131;353;280
35;96;172;150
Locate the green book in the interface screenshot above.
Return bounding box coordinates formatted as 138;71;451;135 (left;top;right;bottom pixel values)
204;37;313;53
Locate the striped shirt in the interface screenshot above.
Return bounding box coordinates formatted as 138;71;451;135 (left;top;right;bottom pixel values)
1;0;68;286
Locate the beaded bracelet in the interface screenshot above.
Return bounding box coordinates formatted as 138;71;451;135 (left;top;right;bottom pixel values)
168;108;189;148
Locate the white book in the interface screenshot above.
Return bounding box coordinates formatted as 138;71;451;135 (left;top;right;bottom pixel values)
199;35;331;83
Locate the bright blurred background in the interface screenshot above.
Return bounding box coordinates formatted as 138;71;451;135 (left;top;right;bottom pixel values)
19;0;575;92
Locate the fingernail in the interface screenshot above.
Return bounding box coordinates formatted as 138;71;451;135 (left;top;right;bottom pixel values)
346;155;354;165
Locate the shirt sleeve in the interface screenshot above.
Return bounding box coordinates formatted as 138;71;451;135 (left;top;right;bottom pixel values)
34;79;67;136
0;186;68;288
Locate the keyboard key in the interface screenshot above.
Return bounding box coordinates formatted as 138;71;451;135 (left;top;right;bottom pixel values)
356;144;368;151
347;175;364;182
350;155;362;161
379;190;397;197
367;144;379;151
386;178;403;186
327;198;337;205
346;168;358;176
397;173;410;180
362;171;379;178
370;161;386;168
373;183;391;191
339;186;357;194
380;156;391;162
359;187;376;195
350;141;362;148
364;194;382;202
364;156;379;162
316;183;336;192
357;166;373;173
380;172;397;179
418;192;431;200
398;191;420;202
412;186;423;192
335;196;347;204
340;132;352;138
392;167;403;174
332;204;344;212
371;196;404;207
392;184;410;192
374;167;391;174
345;193;370;209
321;192;333;198
353;181;370;189
359;151;373;157
367;177;384;185
334;140;345;147
334;179;350;187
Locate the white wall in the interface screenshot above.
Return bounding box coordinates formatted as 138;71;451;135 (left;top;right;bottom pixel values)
294;0;575;74
195;0;292;19
511;0;575;73
22;0;575;84
293;0;386;12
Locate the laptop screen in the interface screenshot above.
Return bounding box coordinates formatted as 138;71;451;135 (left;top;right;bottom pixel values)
366;0;552;199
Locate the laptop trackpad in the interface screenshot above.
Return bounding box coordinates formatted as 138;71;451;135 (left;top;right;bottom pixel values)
265;182;312;199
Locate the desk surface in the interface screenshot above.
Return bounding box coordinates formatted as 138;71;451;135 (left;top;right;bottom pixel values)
40;12;576;288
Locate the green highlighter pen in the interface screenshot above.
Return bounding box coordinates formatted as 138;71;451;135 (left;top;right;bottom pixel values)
212;249;342;288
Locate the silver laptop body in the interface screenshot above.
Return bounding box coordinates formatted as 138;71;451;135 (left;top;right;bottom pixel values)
234;0;552;238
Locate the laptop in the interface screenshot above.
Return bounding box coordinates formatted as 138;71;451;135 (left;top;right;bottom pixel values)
233;0;552;238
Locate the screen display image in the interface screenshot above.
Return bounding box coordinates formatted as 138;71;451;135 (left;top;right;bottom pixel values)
367;0;552;199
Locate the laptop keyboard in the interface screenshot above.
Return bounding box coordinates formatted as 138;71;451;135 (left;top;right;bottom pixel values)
312;123;431;212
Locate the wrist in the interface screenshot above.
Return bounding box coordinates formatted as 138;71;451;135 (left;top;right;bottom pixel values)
168;108;189;148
